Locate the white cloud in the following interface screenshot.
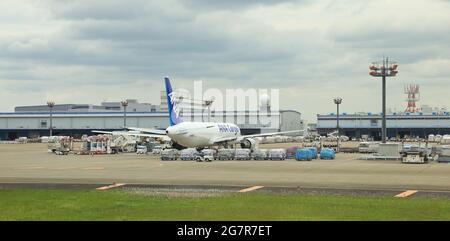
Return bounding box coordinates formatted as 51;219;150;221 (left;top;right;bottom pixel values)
0;0;449;121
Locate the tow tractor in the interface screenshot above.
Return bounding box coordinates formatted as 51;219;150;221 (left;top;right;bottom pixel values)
400;142;429;164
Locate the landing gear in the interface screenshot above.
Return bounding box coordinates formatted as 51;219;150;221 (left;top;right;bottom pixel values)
171;142;186;150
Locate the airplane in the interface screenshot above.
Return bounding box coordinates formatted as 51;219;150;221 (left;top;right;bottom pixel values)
94;77;302;150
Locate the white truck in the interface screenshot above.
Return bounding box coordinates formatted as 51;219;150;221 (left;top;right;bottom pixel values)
194;150;214;162
358;142;379;153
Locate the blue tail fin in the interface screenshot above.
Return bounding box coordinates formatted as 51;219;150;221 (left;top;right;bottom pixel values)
164;77;183;126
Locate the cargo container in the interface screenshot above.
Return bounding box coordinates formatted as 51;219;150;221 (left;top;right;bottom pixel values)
295;148;313;161
285;146;299;159
161;149;179;161
217;149;234;160
320;148;335;159
180;148;198;161
268;149;286;160
235;149;251;160
251;149;268;160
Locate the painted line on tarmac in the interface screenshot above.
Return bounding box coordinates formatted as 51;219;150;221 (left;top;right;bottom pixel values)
239;186;264;193
395;190;418;198
96;183;126;190
84;167;105;170
49;167;77;170
16;166;46;170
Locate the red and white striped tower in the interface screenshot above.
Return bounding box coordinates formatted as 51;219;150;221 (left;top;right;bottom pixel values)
404;84;420;113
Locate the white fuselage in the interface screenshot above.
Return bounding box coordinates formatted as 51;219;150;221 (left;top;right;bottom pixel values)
166;122;240;148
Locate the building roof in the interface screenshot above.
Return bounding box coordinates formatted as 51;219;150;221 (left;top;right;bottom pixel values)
0;109;288;118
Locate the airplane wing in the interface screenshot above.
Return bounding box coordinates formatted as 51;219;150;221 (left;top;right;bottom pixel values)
239;130;304;140
92;130;115;135
91;130;169;139
210;130;304;144
210;136;239;144
127;127;167;135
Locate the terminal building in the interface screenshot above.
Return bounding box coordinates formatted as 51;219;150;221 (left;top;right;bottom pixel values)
0;98;303;140
318;85;450;140
317;111;450;140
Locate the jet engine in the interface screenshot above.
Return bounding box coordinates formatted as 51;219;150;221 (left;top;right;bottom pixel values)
240;138;257;150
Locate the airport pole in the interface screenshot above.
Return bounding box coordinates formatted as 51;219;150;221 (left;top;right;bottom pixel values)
47;101;55;137
337;104;339;152
50;107;53;137
382;63;387;143
337;103;340;136
208;105;211;122
369;57;398;144
121;100;128;129
124;105;127;128
334;97;342;152
204;99;213;122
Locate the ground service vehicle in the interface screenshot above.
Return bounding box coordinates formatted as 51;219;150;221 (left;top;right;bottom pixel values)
358;142;379;153
295;148;314;161
268;149;286;160
286;146;299;159
180;148;197;160
136;145;148;154
320;148;336;159
152;145;162;154
401;145;429;164
194;152;213;162
161;149;178;161
217;149;234;160
307;147;318;159
251;149;268;160
235;149;251;160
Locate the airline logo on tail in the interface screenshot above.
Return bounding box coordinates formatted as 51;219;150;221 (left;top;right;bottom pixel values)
164;77;183;126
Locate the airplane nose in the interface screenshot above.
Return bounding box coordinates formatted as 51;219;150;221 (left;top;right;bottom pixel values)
166;126;179;137
166;127;173;136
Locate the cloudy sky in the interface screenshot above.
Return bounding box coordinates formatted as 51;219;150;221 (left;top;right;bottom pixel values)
0;0;449;121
